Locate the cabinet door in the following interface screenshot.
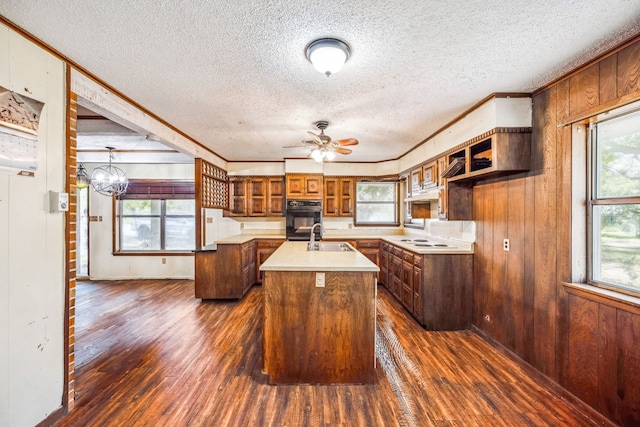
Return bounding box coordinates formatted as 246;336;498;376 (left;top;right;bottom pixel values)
286;175;305;198
229;178;247;216
412;265;423;324
256;239;283;283
324;178;338;216
305;175;323;198
422;161;438;189
248;178;267;216
401;252;414;311
339;178;354;216
267;178;285;216
379;244;389;288
410;168;423;194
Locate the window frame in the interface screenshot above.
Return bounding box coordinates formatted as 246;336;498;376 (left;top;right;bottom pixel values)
587;106;640;296
113;180;196;255
354;181;400;226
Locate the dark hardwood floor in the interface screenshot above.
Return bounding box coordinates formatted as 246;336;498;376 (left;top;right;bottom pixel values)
55;279;602;427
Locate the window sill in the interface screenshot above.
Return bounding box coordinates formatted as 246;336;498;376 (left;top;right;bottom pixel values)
113;251;194;257
562;282;640;316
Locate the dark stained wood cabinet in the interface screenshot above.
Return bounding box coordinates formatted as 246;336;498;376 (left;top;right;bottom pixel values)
227;176;284;217
379;242;390;289
248;178;267;216
324;177;354;217
256;238;284;283
379;241;473;330
267;177;285;216
400;250;414;312
263;269;376;384
286;174;323;199
355;239;379;280
194;241;256;299
228;177;247;216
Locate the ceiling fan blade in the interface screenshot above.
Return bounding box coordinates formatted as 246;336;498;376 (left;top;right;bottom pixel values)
307;131;323;144
301;139;317;145
335;138;359;146
282;145;305;148
334;147;352;155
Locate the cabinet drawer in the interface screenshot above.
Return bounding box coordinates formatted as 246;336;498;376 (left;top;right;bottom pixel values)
357;239;379;249
257;239;284;249
413;254;423;266
402;251;413;262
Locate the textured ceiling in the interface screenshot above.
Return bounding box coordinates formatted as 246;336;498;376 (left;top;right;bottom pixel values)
1;1;640;163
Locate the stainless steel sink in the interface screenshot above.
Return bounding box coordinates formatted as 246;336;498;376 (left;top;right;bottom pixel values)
307;242;354;252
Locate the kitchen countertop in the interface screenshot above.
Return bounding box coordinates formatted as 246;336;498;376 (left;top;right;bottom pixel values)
212;233;474;254
260;241;379;272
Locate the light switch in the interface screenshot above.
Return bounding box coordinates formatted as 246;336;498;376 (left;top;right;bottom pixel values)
315;272;325;287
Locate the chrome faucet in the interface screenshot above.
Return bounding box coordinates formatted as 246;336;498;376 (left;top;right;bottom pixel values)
309;223;324;248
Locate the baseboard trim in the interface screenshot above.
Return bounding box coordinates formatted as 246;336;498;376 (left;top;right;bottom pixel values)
35;406;64;427
471;325;617;427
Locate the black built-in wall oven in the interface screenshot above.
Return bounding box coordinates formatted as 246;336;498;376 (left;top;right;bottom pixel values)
285;199;322;241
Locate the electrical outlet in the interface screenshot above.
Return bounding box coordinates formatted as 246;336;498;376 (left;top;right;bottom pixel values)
162;258;167;264
206;217;213;223
503;238;510;251
315;272;325;287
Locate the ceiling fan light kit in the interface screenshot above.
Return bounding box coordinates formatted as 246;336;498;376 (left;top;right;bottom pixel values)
305;38;351;77
285;120;359;163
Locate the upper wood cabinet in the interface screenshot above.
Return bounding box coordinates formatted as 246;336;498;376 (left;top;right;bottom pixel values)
227;176;285;217
228;177;247;216
248;178;267;216
324;177;354;217
286;174;323;199
444;131;531;183
410;168;423;195
267;177;285;216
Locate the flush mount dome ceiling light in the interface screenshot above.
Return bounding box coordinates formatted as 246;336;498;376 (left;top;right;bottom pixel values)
305;38;351;77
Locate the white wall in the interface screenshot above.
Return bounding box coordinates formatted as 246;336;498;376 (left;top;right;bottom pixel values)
86;163;196;280
0;23;66;427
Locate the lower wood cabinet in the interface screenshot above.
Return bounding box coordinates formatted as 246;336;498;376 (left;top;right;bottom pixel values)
256;239;284;283
356;239;380;280
195;240;256;299
379;241;473;330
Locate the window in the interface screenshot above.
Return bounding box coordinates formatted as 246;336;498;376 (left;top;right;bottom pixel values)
355;181;399;225
589;108;640;294
116;181;195;253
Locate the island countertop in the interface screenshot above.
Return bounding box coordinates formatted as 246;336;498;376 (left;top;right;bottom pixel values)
260;241;379;272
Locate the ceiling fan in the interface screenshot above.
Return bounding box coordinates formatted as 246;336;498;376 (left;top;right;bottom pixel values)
284;120;358;162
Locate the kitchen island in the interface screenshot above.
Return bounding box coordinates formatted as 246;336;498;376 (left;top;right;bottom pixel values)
260;241;379;384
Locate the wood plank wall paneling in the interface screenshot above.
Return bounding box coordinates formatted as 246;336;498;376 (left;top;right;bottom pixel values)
616;311;640;425
599;55;618;105
616;41;640;98
507;177;526;356
598;304;617;421
472;36;640;426
533;84;558;379
569;63;600;117
567;294;599;407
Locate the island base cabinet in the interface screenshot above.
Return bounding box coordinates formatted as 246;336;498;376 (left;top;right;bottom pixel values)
194;242;255;299
263;270;376;384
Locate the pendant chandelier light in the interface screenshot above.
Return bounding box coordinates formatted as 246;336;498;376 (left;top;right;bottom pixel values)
90;147;129;197
305;38;351;77
76;163;91;189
